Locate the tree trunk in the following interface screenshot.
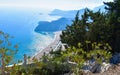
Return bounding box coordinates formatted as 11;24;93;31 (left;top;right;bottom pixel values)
1;54;5;75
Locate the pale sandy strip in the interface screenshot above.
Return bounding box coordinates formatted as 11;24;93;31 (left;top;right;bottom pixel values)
30;31;62;61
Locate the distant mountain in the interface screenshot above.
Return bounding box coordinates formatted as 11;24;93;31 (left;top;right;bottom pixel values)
93;5;106;12
49;5;106;18
35;18;72;32
49;9;85;19
35;5;106;33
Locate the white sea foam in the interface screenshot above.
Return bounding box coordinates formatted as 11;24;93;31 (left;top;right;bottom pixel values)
28;32;54;55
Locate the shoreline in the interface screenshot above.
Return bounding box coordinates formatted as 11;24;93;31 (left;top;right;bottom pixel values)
7;31;62;66
30;31;62;60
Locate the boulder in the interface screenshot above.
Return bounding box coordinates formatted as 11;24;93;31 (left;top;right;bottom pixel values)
83;60;112;73
110;53;120;64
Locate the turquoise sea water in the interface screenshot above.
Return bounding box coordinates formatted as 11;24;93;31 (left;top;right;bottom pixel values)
0;7;60;62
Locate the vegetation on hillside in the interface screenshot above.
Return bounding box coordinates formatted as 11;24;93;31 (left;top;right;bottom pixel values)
60;0;120;52
0;0;120;75
3;42;111;75
104;0;120;52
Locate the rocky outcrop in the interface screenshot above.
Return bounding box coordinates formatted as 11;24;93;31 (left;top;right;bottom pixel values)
83;61;112;73
110;53;120;64
35;18;72;32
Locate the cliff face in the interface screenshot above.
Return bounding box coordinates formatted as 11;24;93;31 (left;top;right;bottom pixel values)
35;18;72;32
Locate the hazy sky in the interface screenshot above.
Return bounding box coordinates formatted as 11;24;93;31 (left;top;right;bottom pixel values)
0;0;113;10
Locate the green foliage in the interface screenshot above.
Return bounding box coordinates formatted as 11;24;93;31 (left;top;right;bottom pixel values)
88;11;112;43
104;0;120;52
0;30;18;75
60;3;120;52
13;42;111;75
87;42;112;64
60;9;89;47
13;1;115;74
60;42;112;74
1;0;119;74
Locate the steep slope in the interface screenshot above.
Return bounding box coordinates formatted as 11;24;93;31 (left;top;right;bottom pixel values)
35;18;72;32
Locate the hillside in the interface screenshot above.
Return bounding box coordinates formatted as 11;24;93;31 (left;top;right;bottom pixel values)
35;5;105;33
35;18;72;32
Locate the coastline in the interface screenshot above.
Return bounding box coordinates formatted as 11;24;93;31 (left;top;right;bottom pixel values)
31;31;62;60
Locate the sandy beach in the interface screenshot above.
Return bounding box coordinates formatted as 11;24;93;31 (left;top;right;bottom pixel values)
30;31;62;60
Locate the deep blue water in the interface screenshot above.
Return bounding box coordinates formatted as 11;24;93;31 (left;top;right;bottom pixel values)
0;7;60;62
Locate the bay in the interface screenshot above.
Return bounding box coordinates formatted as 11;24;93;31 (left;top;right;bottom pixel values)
0;7;60;62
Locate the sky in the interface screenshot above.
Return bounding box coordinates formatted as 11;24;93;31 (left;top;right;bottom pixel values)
0;0;113;10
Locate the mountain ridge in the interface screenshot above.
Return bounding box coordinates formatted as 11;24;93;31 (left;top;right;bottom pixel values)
35;5;105;33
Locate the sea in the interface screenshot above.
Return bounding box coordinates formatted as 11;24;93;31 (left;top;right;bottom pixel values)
0;7;61;62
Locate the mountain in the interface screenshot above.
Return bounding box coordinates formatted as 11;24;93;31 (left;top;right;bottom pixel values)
49;9;85;19
49;5;105;18
35;5;106;33
35;18;72;32
93;5;106;12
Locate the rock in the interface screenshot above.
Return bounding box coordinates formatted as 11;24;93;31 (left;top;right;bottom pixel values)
110;53;120;64
83;60;112;73
83;59;95;70
100;62;111;72
90;63;101;73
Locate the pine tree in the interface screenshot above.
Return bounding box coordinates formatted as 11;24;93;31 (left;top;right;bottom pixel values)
88;10;112;44
60;9;89;47
104;0;120;52
0;30;18;75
